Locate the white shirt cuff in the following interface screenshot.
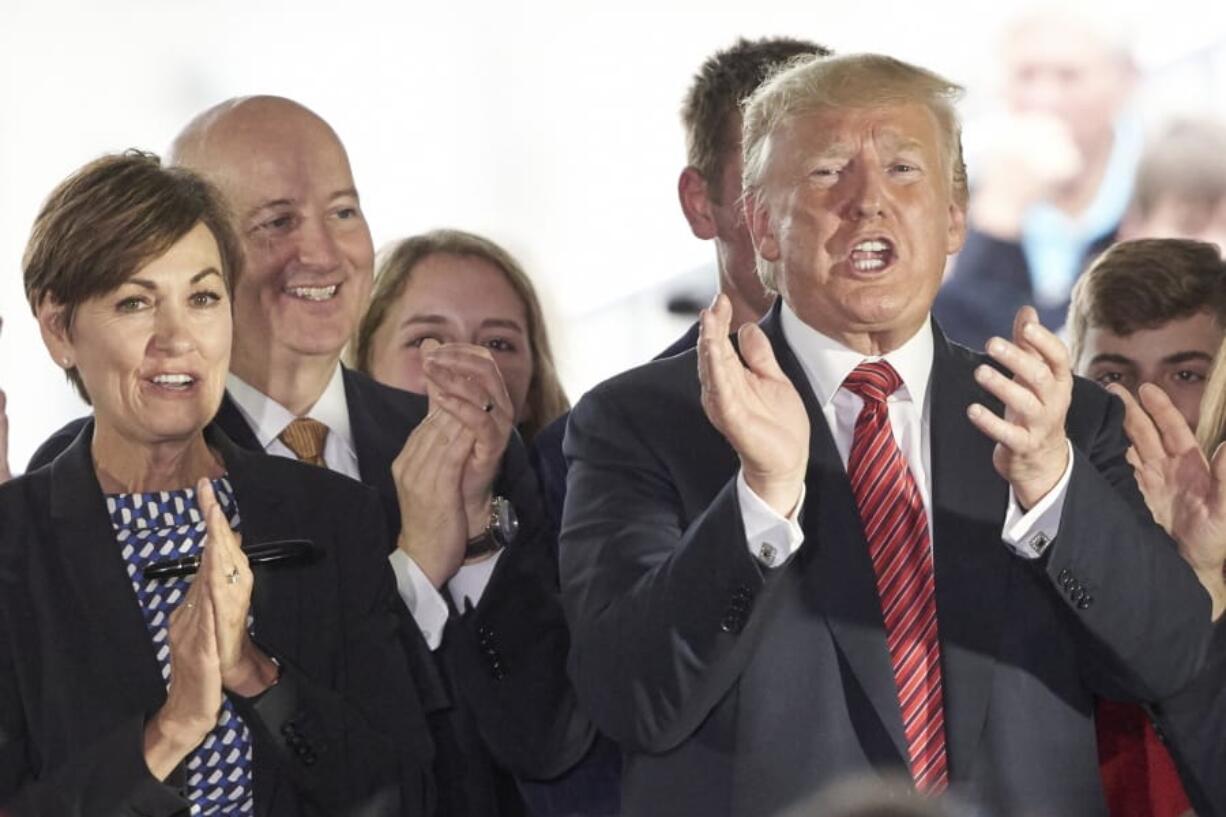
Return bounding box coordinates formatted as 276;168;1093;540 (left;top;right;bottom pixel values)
388;550;451;650
736;469;806;568
1001;439;1075;560
448;550;504;612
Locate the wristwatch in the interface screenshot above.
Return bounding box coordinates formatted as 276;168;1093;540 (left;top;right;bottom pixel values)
466;495;518;558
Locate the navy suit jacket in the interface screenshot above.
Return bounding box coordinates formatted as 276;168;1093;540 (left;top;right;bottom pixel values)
2;422;432;816
560;304;1211;817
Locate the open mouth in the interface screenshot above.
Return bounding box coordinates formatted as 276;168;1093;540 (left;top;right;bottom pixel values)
284;283;340;302
848;238;895;272
148;373;197;393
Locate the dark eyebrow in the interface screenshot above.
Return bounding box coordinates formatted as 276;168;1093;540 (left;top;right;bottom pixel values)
124;268;222;290
1162;351;1215;366
480;318;525;333
398;314;450;330
1087;353;1137;368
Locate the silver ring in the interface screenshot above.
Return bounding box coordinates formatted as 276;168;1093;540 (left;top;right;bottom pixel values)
226;567;241;584
482;401;494;413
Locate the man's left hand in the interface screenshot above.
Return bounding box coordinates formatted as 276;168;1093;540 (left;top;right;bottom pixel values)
968;306;1072;509
421;340;514;537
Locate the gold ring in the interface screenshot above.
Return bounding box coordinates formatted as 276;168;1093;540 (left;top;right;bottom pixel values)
226;567;241;584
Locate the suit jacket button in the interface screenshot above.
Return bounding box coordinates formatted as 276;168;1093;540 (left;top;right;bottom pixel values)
1057;568;1070;581
720;615;742;633
1077;596;1093;610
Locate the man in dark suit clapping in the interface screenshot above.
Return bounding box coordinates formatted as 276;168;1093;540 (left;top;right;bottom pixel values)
560;53;1211;817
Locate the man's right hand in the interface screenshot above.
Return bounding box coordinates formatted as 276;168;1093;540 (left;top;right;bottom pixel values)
697;293;809;516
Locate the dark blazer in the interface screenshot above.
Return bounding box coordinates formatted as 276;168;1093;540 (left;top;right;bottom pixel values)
0;422;433;817
32;368;593;816
560;304;1212;817
1155;621;1226;816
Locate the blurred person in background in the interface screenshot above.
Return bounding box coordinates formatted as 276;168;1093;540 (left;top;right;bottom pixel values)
29;96;593;817
1065;237;1226;817
778;774;972;817
2;150;428;816
934;9;1139;349
1118;118;1226;247
351;228;569;444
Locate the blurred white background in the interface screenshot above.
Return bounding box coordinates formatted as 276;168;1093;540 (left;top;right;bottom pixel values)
2;0;1225;472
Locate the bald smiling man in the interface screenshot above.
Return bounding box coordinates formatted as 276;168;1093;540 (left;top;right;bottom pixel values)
31;96;593;817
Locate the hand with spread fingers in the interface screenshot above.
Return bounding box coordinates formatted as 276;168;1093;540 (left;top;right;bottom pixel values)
697;293;809;517
967;306;1073;509
1110;382;1226;619
393;393;477;588
420;338;515;535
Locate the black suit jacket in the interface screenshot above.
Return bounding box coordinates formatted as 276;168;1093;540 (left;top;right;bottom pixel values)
0;422;433;817
560;305;1211;817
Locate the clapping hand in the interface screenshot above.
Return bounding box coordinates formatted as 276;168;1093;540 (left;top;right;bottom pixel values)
421;340;514;533
698;293;809;516
145;479;275;779
968;306;1073;509
1110;383;1226;620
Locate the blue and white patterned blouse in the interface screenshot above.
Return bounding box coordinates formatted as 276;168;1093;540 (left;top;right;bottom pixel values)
106;476;255;816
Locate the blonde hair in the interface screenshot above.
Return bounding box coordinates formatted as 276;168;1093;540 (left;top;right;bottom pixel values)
1197;336;1226;455
353;229;569;442
741;53;968;290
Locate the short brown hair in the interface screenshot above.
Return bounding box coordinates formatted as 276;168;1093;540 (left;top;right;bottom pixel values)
353;229;569;442
23;150;242;402
1067;238;1226;367
682;36;831;196
1131;118;1226;219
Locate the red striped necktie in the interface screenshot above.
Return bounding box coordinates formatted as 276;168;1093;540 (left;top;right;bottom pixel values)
843;360;948;794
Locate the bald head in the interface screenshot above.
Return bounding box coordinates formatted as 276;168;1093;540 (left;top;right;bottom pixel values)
174;95;376;381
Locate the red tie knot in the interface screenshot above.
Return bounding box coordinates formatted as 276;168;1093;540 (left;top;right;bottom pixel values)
843;360;903;405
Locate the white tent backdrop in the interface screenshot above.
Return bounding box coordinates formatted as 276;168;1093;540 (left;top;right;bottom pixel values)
2;0;1224;472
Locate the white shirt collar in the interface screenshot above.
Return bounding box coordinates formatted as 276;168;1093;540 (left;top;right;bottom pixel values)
225;365;356;458
778;300;934;408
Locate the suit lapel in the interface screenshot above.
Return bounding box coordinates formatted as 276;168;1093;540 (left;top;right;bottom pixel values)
927;326;1011;779
47;421;167;715
761;307;910;764
213;391;262;452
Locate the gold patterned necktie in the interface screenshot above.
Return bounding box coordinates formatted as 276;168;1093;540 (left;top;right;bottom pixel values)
278;418;329;467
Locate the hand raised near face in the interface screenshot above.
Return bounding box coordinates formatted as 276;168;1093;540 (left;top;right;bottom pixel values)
392;395;477;589
698;293;809;516
419;339;514;534
1111;383;1226;620
967;306;1073;510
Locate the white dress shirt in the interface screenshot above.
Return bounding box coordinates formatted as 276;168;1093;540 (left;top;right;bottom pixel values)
226;368;496;649
737;302;1072;567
